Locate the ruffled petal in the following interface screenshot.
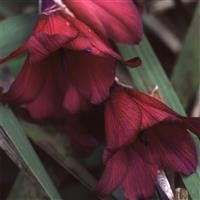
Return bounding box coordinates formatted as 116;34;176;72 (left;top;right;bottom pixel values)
105;88;142;148
64;0;143;43
96;149;129;196
66;50;116;104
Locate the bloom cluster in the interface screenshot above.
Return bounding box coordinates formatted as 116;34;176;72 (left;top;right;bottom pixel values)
0;0;199;199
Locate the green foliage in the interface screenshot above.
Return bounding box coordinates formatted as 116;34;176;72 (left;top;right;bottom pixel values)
0;13;37;58
171;2;200;108
0;106;62;199
0;13;62;199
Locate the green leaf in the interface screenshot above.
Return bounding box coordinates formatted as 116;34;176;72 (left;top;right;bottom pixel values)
20;119;97;190
117;36;200;199
19;119;116;200
171;2;200;108
0;13;38;58
0;105;62;200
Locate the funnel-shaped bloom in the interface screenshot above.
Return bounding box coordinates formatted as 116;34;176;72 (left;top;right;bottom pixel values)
0;10;119;65
97;86;200;199
97;124;197;200
0;50;116;118
104;86;200;149
63;0;143;43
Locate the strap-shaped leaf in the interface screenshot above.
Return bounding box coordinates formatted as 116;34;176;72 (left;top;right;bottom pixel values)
0;105;62;199
171;2;200;108
0;13;37;58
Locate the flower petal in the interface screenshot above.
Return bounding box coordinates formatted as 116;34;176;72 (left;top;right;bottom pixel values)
0;58;48;105
147;124;198;175
127;88;179;128
27;54;67;120
105;88;142;148
64;0;143;43
63;84;89;113
96;149;129;196
66;50;116;104
27;13;77;63
122;149;157;200
65;17;120;59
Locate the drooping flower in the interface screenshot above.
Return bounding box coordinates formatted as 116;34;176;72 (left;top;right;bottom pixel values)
62;0;143;43
96;85;200;199
97;124;197;200
0;50;117;118
0;0;143;114
0;9;120;64
0;0;144;64
104;86;200;148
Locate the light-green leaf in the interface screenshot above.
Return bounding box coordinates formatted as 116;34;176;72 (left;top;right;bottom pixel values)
0;13;37;58
171;2;200;108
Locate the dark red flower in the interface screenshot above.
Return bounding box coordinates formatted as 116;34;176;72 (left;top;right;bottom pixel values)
0;10;120;65
0;1;142;114
96;86;200;199
63;0;143;43
104;86;200;149
0;50;116;118
97;123;197;200
0;0;143;64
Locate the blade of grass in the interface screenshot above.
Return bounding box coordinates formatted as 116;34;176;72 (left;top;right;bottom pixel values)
117;35;200;199
171;2;200;108
0;13;37;58
0;105;62;199
18;118;116;200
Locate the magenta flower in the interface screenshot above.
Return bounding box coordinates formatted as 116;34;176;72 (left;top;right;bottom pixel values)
96;85;200;199
0;50;117;119
0;0;143;116
63;0;143;43
104;86;200;148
